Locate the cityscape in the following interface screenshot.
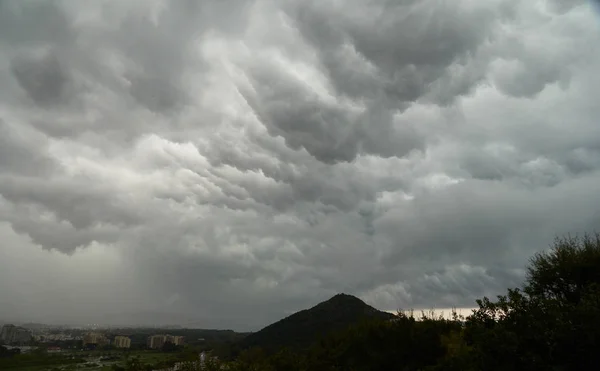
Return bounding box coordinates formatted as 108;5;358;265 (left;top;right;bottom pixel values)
0;322;216;370
1;323;185;350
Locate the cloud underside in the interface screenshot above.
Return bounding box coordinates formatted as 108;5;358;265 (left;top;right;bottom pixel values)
0;0;599;329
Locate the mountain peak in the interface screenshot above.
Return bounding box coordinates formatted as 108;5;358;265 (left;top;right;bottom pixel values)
239;293;395;351
330;292;357;299
326;293;365;303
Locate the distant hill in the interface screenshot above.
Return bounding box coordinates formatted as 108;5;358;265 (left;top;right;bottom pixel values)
239;293;395;351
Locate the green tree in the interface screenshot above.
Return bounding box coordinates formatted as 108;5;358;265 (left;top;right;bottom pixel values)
464;234;600;371
161;341;180;352
525;234;600;303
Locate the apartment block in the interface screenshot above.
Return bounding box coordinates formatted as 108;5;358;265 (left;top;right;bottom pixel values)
113;336;131;348
147;334;184;349
82;332;108;347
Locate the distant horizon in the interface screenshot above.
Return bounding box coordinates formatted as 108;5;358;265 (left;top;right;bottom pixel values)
1;307;477;330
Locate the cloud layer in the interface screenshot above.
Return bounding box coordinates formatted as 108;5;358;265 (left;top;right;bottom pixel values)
1;0;599;330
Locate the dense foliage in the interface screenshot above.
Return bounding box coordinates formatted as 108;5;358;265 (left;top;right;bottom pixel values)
459;234;600;371
0;347;85;369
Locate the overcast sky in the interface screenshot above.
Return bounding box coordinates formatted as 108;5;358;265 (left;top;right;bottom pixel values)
1;0;599;331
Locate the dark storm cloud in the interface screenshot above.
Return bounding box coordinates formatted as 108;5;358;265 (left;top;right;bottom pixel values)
242;59;425;163
7;213;120;253
11;50;71;106
0;176;144;230
238;0;515;163
287;0;502;104
128;75;183;113
0;0;599;329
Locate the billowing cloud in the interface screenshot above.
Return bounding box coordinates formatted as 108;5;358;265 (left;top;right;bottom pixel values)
0;0;599;330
